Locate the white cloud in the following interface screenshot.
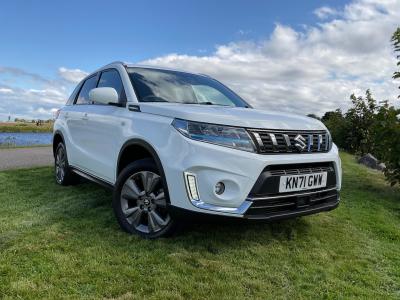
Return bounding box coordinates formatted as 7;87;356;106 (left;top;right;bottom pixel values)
58;67;88;83
1;0;399;121
0;66;87;120
0;86;67;120
0;88;13;94
140;0;400;116
237;29;252;36
314;6;340;19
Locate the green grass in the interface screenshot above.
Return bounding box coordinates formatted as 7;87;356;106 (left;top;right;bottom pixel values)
0;153;399;299
0;122;53;133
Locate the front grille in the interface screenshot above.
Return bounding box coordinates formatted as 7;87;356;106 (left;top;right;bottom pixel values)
245;188;339;218
248;129;330;154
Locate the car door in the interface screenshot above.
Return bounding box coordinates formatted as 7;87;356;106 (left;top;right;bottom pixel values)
65;74;98;170
82;69;127;183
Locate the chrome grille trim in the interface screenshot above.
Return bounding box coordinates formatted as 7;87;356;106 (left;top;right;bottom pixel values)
267;166;334;177
248;129;330;154
248;187;337;201
244;188;339;218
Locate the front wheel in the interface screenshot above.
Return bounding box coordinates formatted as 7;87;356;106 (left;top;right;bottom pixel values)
54;142;79;186
113;159;177;239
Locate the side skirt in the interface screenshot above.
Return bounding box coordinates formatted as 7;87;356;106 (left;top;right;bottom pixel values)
70;166;114;190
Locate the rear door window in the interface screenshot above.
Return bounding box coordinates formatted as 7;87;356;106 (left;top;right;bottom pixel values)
75;75;98;105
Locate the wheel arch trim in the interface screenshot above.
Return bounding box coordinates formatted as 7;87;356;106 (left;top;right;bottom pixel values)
117;138;171;203
53;130;65;157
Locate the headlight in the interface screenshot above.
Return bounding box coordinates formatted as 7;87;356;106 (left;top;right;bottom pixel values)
326;129;333;152
172;119;256;152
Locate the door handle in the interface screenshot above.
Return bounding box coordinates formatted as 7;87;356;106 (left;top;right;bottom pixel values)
64;112;69;119
82;113;89;121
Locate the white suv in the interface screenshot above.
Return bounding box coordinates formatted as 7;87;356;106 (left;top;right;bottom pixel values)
53;61;342;238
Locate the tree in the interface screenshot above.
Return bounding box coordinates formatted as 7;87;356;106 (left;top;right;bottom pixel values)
372;101;400;185
345;90;378;155
321;109;349;149
392;27;400;97
307;113;320;120
321;29;400;185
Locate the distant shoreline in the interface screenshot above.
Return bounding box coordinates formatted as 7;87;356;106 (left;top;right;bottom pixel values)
0;144;51;149
0;122;53;133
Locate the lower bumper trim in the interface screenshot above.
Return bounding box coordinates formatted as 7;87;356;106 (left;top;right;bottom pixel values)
244;188;340;220
189;199;252;215
243;199;339;220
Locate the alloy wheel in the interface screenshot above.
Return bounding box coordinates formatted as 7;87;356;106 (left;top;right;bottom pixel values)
120;171;170;233
55;146;66;184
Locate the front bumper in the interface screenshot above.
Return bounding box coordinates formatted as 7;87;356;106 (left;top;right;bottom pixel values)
159;130;342;218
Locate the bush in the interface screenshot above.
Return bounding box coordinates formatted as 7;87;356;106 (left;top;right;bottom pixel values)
345;90;378;155
371;102;400;185
321;109;349;149
321;28;400;185
322;91;400;185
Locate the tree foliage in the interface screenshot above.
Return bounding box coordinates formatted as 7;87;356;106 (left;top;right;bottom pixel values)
392;27;400;97
321;29;400;185
322;90;400;185
346;90;378;155
371;102;400;186
307;113;320;120
321;109;349;148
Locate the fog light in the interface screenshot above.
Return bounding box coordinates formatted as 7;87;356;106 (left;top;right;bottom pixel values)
184;172;200;201
215;182;225;195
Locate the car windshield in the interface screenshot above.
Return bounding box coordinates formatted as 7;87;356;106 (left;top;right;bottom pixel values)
127;67;250;107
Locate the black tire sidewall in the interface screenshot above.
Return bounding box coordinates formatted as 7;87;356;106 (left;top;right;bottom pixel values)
54;142;76;186
113;158;176;239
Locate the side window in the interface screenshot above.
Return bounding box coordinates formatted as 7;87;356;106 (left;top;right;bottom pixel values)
97;69;126;103
76;75;98;105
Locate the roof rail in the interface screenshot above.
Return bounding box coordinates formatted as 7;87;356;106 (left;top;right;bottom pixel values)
107;61;127;66
198;73;212;78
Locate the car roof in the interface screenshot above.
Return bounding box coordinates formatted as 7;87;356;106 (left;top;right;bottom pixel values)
101;61;209;76
79;61;212;86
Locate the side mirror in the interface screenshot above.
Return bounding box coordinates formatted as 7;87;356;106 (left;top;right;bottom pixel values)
89;87;119;105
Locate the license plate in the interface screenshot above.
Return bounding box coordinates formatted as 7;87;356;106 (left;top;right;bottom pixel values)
279;172;327;193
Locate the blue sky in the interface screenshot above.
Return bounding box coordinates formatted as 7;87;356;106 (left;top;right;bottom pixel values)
0;0;398;120
1;0;347;75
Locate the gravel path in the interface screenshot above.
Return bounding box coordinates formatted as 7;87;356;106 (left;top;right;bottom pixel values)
0;146;53;171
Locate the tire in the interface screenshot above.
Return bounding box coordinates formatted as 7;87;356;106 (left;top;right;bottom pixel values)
113;158;177;239
54;142;79;186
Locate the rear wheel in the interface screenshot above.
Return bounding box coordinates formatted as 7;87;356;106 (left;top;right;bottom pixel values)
54;142;78;185
113;159;176;239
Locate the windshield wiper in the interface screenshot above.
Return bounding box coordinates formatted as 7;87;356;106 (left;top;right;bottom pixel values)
181;101;231;107
197;102;231;106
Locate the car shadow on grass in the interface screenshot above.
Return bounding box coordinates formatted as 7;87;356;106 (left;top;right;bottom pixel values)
47;181;314;251
2;167;319;255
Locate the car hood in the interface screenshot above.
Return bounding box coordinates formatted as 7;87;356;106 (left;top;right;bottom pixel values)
139;103;326;130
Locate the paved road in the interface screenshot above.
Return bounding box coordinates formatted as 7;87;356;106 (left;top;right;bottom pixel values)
0;146;53;171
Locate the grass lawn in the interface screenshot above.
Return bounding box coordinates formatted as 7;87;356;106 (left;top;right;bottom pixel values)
0;153;399;299
0;122;53;133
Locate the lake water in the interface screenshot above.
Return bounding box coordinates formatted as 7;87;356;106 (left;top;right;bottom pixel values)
0;132;53;147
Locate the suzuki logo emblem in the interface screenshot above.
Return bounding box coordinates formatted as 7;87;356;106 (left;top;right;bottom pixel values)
294;134;307;152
